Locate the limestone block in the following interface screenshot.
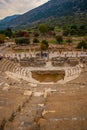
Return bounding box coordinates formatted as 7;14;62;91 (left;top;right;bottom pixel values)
4;83;9;87
42;110;55;116
2;86;10;91
29;83;37;87
44;88;57;98
33;92;43;97
38;104;44;107
24;90;32;96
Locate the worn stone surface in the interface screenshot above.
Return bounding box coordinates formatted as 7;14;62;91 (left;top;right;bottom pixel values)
0;52;87;130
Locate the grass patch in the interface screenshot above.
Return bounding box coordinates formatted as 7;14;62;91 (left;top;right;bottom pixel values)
48;39;57;44
14;49;29;52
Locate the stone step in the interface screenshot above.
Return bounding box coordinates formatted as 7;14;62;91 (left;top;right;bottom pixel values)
0;59;7;69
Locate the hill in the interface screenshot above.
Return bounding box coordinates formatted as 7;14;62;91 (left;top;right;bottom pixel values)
0;0;87;29
0;15;20;30
0;15;20;24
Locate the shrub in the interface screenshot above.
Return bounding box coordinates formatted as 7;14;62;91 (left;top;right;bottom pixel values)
56;35;63;44
42;40;48;45
34;32;39;37
15;37;30;45
0;34;5;44
39;24;48;34
63;29;70;36
33;38;39;43
15;31;29;37
5;28;13;38
77;40;87;49
66;38;72;43
40;40;49;50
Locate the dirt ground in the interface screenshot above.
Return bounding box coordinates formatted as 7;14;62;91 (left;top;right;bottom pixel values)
32;71;65;82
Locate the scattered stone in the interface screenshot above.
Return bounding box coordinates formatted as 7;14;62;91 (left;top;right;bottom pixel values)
33;92;43;97
72;117;78;121
44;90;48;98
2;86;10;91
42;110;55;116
24;90;32;96
50;89;57;92
38;104;44;107
30;83;37;87
44;88;57;98
4;83;9;87
20;121;24;126
0;82;4;86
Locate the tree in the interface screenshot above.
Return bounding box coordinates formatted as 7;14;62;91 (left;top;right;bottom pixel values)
33;38;39;43
56;35;63;44
63;29;70;36
71;25;77;30
70;29;78;35
23;32;29;37
40;40;49;51
15;31;29;37
79;25;86;30
5;28;13;38
33;32;39;37
0;30;5;35
0;34;5;44
15;37;30;45
66;38;72;44
77;40;87;50
39;24;48;34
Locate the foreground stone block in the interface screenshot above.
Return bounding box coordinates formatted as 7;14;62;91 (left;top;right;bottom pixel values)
2;86;10;91
24;90;32;96
33;92;43;97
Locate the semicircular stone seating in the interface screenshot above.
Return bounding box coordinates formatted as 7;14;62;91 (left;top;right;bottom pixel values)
0;57;84;84
0;58;19;72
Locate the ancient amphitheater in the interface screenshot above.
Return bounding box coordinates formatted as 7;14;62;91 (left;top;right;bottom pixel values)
0;51;87;130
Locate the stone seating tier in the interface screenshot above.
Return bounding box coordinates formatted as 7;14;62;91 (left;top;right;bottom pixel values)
0;58;84;84
0;58;20;72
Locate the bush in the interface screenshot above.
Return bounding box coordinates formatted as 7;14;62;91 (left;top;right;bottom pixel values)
39;24;48;34
63;24;87;36
15;31;29;37
63;29;70;36
66;38;72;43
70;29;78;35
77;40;87;49
34;32;39;37
0;34;5;44
5;28;13;38
33;38;39;43
56;35;63;44
42;40;48;45
40;40;49;50
15;37;30;45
